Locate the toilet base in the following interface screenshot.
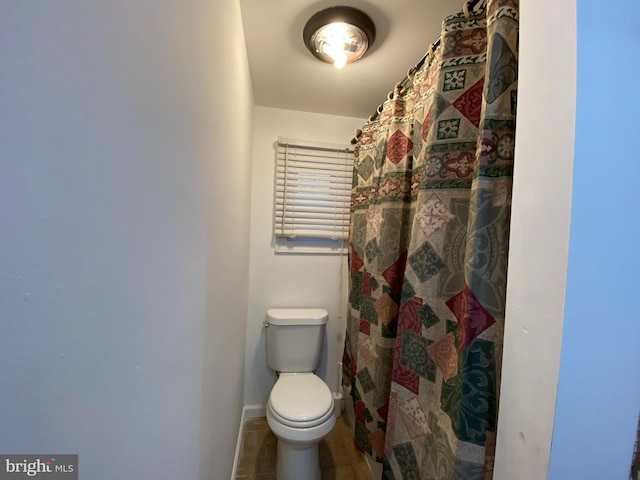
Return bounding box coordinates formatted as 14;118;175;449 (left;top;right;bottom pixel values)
266;392;335;479
276;439;321;480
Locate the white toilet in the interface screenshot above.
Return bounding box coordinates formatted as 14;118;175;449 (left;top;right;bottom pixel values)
265;308;336;480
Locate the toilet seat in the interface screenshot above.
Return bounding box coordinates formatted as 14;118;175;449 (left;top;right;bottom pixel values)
268;400;335;429
269;373;334;428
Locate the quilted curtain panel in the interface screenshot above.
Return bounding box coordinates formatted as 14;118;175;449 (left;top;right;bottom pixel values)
343;1;519;478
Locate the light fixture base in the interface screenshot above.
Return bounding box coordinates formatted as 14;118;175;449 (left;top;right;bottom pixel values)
303;6;376;67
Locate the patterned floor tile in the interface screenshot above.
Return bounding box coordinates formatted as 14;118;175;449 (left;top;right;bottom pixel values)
321;463;370;480
243;418;270;431
235;416;369;479
236;429;277;476
235;475;277;480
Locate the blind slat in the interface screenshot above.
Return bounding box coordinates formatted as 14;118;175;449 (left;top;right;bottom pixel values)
276;206;349;213
275;192;350;202
276;179;352;189
275;230;348;240
276;163;351;174
275;224;348;232
276;205;349;216
275;225;349;233
276;152;351;165
276;178;352;187
276;171;352;180
276;199;350;208
276;214;349;221
275;188;349;198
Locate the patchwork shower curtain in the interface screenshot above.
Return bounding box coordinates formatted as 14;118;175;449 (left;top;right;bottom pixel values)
343;1;518;478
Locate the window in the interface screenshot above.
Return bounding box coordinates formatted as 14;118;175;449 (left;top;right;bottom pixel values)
274;137;354;253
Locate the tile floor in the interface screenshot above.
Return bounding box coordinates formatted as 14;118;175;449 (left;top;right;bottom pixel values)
236;415;370;479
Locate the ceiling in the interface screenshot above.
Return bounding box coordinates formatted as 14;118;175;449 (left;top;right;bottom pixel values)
239;0;465;119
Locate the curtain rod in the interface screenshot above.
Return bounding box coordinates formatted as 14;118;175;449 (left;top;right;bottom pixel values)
351;0;483;145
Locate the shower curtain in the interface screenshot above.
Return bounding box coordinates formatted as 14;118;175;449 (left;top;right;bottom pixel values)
343;0;518;478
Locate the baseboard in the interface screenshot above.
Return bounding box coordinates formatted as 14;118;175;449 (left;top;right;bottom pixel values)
230;406;247;480
244;404;266;419
230;405;266;480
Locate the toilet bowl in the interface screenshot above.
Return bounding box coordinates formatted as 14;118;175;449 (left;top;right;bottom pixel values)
266;373;335;480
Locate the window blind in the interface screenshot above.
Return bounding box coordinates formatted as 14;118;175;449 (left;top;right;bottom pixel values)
275;137;354;240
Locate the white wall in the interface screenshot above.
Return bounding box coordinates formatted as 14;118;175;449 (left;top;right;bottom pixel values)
0;1;253;479
244;107;364;408
548;1;640;478
493;0;577;478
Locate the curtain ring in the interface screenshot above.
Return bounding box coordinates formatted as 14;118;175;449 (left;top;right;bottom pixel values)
369;105;383;122
394;82;406;95
406;69;416;89
463;1;471;20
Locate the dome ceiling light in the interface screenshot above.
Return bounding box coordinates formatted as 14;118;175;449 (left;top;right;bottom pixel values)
303;6;376;69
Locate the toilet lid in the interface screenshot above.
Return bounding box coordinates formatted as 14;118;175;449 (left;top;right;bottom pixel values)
270;373;333;423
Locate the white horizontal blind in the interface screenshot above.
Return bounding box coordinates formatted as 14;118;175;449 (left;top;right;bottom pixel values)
275;137;354;240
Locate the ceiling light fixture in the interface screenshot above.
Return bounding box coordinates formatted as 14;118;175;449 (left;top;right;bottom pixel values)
303;6;376;69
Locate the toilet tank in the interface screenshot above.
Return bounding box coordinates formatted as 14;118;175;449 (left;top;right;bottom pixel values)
266;308;328;373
